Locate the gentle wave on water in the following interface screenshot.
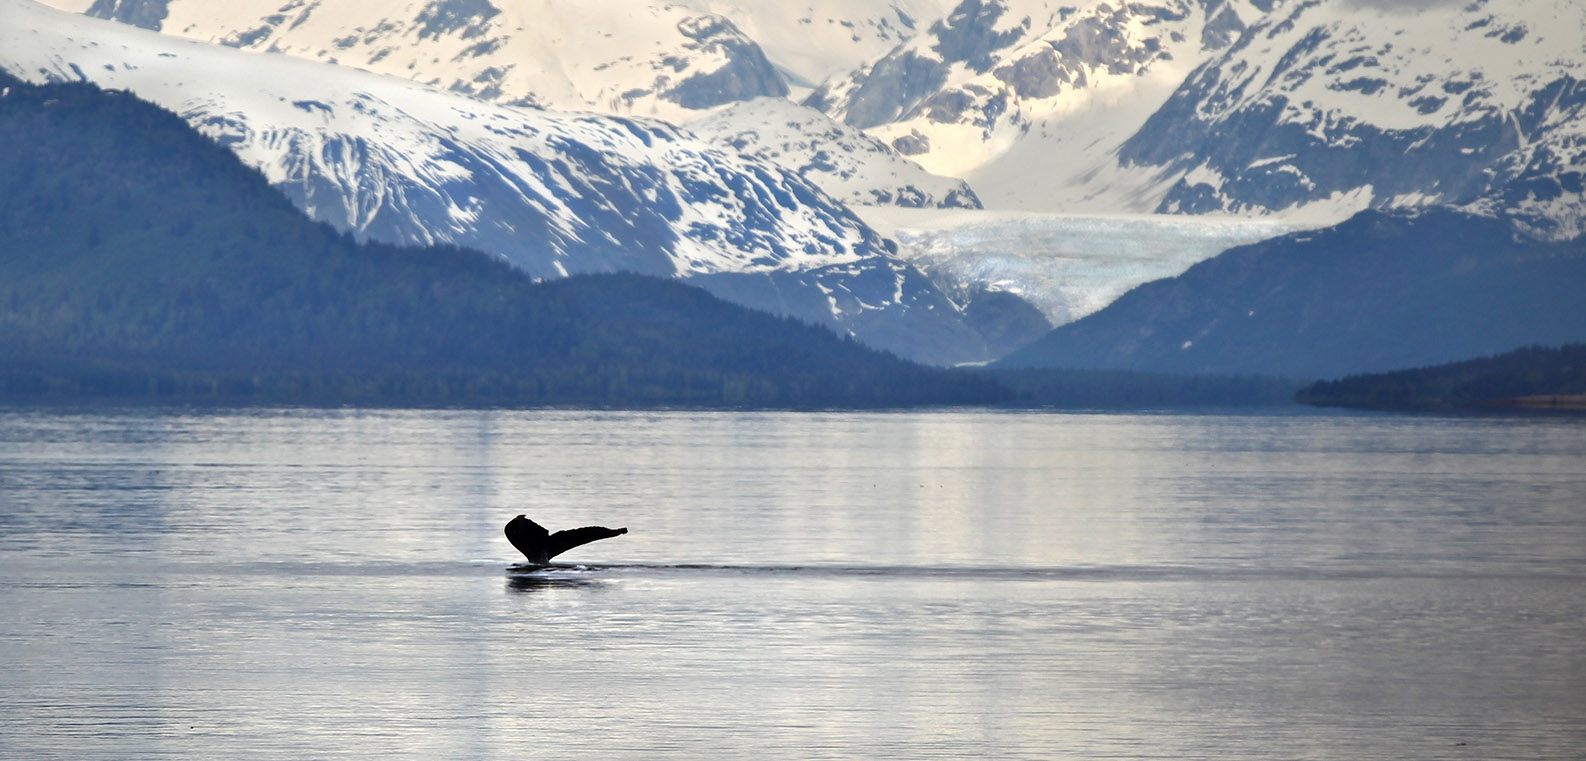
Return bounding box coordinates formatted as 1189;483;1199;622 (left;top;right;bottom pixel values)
514;561;1586;583
21;558;1579;589
4;408;1585;761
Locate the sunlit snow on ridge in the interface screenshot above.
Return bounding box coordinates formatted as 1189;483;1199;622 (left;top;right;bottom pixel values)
865;208;1317;326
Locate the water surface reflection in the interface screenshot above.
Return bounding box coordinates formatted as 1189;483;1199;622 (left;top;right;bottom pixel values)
2;408;1583;760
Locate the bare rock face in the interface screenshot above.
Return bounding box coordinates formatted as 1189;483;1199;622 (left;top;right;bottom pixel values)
85;0;169;29
663;16;789;109
930;0;1028;74
813;0;1029;130
890;130;931;156
1198;4;1246;50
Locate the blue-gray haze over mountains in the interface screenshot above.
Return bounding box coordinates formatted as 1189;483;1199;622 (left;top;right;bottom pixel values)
996;209;1586;378
0;70;1008;407
6;0;1585;378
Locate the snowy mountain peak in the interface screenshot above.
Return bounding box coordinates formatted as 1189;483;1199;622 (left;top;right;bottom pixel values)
0;4;856;275
1116;0;1586;237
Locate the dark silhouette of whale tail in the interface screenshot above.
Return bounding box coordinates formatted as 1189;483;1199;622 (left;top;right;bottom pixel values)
505;514;627;565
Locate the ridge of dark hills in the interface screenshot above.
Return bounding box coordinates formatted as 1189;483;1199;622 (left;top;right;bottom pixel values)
0;74;1006;408
995;208;1586;380
1296;343;1586;411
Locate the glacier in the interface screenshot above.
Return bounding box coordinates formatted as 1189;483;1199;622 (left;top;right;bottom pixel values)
866;208;1315;326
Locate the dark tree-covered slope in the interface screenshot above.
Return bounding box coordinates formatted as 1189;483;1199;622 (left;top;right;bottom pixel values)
0;75;1005;407
1296;344;1586;411
995;209;1586;380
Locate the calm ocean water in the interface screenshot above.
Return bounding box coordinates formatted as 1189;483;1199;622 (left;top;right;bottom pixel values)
1;407;1583;760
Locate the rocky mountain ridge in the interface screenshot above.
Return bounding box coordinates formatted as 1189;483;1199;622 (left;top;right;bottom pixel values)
805;0;1280;208
72;0;787;122
48;0;1586;236
1118;0;1586;239
3;0;1039;365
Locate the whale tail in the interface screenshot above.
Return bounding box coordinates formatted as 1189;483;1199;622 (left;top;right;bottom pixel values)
506;515;627;564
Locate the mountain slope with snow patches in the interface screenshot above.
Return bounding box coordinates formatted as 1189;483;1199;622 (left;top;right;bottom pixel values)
52;0;1586;234
45;0;998;214
2;0;1030;365
35;0;1281;215
805;0;1278;207
47;0;956;121
668;0;959;96
687;97;982;210
53;0;786;123
1117;0;1586;236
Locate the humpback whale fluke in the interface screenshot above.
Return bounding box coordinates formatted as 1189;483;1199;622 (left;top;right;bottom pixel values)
505;514;628;565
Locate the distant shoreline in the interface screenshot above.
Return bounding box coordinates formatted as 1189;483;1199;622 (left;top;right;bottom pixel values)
1482;394;1586;410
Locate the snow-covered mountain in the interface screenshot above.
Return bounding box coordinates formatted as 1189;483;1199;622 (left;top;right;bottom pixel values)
21;0;1584;367
1116;0;1586;239
805;0;1586;236
53;0;785;123
670;0;959;95
51;0;1586;236
43;0;957;121
44;0;987;215
806;0;1279;209
2;0;1033;366
35;0;1284;215
687;97;982;209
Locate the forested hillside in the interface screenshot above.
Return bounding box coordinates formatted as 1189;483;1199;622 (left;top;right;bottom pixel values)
0;75;1005;408
1295;345;1586;411
995;210;1586;379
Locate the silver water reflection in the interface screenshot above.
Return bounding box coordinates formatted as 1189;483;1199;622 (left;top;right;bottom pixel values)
2;408;1584;760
